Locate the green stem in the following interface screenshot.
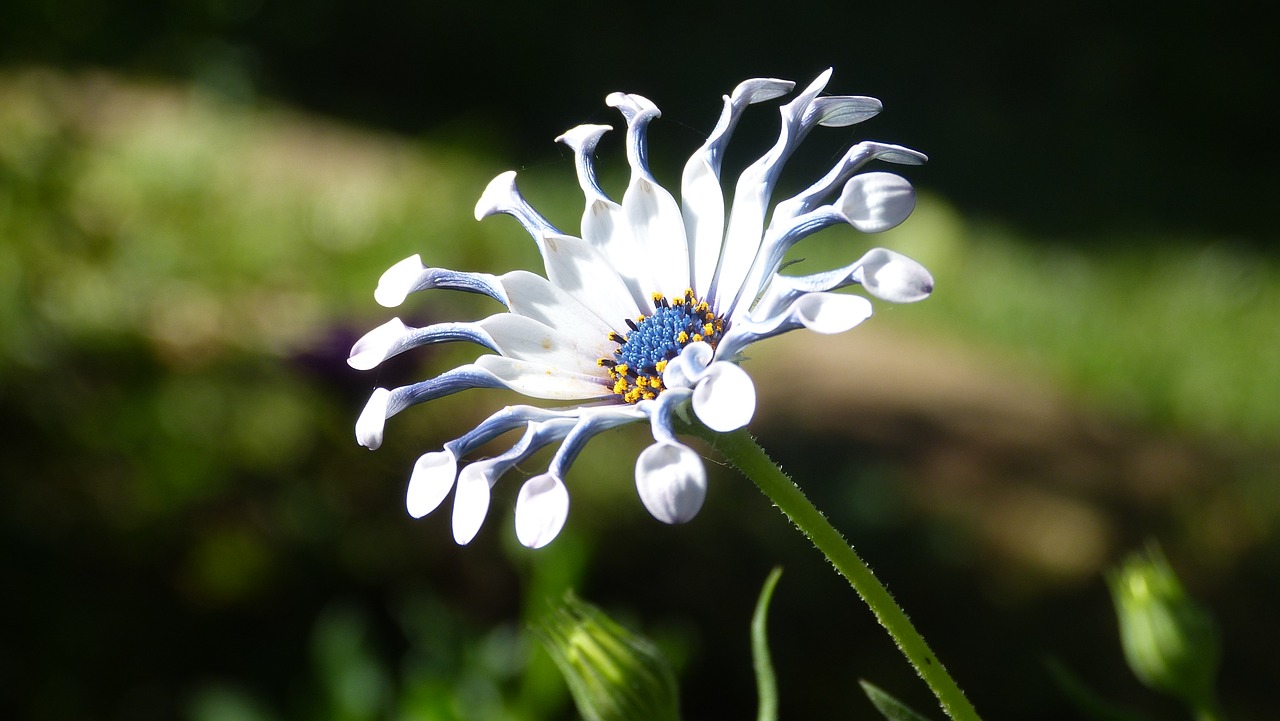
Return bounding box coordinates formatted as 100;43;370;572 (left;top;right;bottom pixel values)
693;425;983;721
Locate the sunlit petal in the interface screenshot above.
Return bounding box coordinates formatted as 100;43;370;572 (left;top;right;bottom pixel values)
515;473;570;548
407;450;458;519
635;442;707;524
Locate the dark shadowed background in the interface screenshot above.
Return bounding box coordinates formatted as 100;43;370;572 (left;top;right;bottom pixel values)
2;2;1277;720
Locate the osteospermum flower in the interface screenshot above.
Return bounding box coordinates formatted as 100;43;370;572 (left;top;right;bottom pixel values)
351;69;934;548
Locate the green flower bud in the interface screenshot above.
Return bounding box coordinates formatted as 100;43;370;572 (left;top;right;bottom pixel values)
534;593;681;721
1107;545;1221;711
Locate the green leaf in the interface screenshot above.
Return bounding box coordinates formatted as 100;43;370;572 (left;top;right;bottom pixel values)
860;680;934;721
751;567;784;721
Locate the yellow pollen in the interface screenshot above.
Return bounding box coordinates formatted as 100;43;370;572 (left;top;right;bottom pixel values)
598;289;727;404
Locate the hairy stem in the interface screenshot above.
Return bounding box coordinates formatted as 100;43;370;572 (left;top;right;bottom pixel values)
693;425;983;721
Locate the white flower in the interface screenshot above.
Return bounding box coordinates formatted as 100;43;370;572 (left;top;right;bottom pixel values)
350;70;933;548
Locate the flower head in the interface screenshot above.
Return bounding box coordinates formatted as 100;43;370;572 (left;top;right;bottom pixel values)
351;70;932;548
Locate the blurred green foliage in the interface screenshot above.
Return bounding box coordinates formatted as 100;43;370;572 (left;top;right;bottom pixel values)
2;69;1277;721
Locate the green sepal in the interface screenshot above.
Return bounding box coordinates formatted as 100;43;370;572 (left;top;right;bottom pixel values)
533;591;681;721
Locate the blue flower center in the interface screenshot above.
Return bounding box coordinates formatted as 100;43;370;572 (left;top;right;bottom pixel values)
599;290;726;403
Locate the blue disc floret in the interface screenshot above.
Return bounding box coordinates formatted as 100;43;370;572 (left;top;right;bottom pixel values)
600;290;727;403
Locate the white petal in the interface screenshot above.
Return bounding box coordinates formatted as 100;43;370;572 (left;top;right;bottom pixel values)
608;91;691;299
661;341;714;390
473;355;612;400
473;171;557;237
837;172;916;233
580;197;653;311
714;70;832;313
792;292;875;334
621;176;691;300
810;95;882;127
407;450;457;519
375;255;426;308
500;270;613;339
692;362;756;432
477;313;611;377
681;160;725;298
355;388;391;449
540;232;642;335
515;473;570;548
681;78;795;298
852;248;935;303
451;465;492;545
635;442;707;524
348;318;410;371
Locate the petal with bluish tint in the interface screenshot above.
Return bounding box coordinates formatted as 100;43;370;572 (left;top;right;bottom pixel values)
681;78;796;298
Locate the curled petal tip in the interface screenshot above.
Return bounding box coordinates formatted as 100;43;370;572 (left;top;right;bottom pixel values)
635;442;707;524
348;317;409;371
474;170;519;221
731;78;795;104
661;341;714;390
812;96;882;127
837;172;917;233
606;92;661;120
355;388;391;449
515;473;570;548
855;249;935;303
375;255;426;308
793;292;875;334
451;465;492;545
407;450;458;519
555;123;612;149
692;362;756;432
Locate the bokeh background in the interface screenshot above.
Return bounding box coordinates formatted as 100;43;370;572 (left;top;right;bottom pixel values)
2;2;1277;720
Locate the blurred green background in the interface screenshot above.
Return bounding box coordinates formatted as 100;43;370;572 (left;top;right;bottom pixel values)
2;2;1277;720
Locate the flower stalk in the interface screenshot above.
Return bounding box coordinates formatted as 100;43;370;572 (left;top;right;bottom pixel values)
689;423;983;721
